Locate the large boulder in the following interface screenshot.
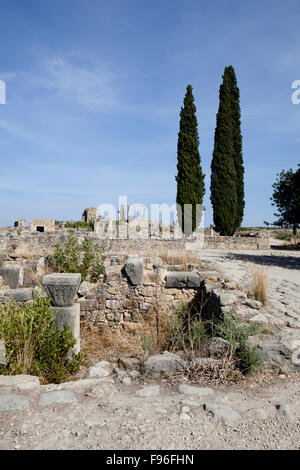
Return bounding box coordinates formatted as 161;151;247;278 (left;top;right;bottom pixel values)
165;272;201;288
145;351;186;374
248;331;300;373
124;257;144;285
42;273;81;307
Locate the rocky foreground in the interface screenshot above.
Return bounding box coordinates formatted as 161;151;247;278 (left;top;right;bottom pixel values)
0;245;299;450
0;371;299;450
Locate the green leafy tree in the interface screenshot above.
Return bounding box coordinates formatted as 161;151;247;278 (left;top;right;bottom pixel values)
271;165;300;236
176;85;205;235
211;68;237;235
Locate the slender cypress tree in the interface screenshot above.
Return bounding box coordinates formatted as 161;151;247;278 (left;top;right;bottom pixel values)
176;85;205;235
227;65;244;229
210;69;237;235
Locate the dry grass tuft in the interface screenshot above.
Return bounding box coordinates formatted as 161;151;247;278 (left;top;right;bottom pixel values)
251;266;268;305
186;357;243;385
80;303;174;364
159;251;200;270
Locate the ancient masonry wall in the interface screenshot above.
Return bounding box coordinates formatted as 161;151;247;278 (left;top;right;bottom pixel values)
0;230;270;257
78;261;199;331
0;230;270;331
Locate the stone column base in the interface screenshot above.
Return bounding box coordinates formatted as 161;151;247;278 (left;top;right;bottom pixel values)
50;304;80;356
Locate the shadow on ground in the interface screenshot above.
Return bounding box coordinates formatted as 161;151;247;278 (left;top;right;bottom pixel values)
227;252;300;271
271;244;300;251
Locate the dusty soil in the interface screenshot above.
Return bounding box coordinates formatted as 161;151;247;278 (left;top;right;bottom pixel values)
0;373;299;450
0;244;299;450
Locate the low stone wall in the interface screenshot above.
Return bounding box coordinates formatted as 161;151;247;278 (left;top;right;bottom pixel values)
0;230;270;258
78;262;197;330
204;236;270;250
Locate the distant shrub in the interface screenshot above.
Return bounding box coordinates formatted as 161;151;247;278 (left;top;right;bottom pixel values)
46;231;105;282
275;230;291;241
65;220;94;231
0;296;85;383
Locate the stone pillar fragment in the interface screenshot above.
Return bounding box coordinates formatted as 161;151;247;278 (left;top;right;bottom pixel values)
50;304;80;356
42;273;81;355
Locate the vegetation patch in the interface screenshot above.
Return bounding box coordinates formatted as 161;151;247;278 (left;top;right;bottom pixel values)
169;301;262;377
0;296;86;384
46;230;105;282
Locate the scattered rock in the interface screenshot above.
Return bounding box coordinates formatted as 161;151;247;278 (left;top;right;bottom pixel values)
276;403;293;420
121;376;132;386
118;356;141;371
33;286;42;297
178;405;191;420
249;314;268;324
213;290;237;306
287;319;300;329
0;394;30;412
129;370;140;378
209;337;231;355
78;281;94;297
88;361;111;378
203;403;241;422
0;374;40;392
245;299;262;310
136;385;160;397
38;390;76;406
248;333;300;372
224;281;237;290
178;384;214;396
193;357;224;367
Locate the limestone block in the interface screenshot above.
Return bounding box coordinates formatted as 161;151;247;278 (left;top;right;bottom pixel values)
5;287;33;302
0;264;20;289
124;257;144;285
42;273;81;307
51;304;80;355
165;271;201;288
145;351;186;374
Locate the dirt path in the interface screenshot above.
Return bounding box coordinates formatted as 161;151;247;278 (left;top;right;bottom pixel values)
0;373;299;450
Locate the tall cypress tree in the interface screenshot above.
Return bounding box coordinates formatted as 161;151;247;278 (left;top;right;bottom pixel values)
210;69;237;235
176;85;205;235
227;65;244;229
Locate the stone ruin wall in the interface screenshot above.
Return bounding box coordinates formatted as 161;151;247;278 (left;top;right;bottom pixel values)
0;229;270;258
0;229;270;333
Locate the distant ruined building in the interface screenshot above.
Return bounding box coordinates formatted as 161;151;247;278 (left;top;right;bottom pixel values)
82;207;100;224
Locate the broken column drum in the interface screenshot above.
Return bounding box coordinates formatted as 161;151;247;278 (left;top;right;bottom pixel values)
42;273;81;356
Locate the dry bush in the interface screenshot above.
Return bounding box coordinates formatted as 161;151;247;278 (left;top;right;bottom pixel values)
159;251;199;269
186;357;243;385
80;320;144;363
136;304;174;355
80;300;174;364
251;266;268;305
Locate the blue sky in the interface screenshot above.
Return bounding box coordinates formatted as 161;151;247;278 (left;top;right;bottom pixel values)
0;0;299;227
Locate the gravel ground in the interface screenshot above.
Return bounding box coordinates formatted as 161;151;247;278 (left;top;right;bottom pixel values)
0;374;299;450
